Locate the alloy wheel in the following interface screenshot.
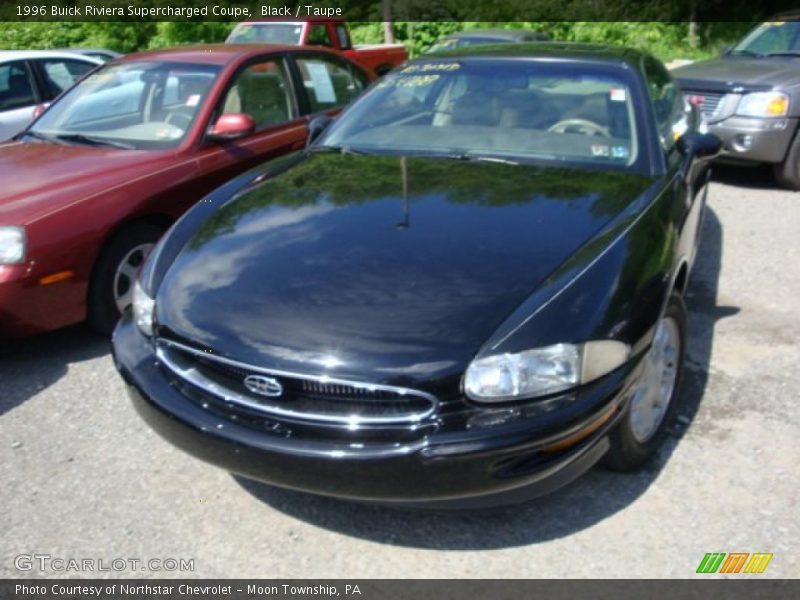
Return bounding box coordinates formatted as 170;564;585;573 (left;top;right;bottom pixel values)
113;243;154;314
629;316;681;443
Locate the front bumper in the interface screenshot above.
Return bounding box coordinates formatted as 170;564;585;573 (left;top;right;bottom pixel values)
0;265;86;338
113;315;637;509
708;116;797;164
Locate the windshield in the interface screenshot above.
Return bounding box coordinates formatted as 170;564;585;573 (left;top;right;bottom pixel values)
320;59;640;168
732;21;800;56
30;61;220;150
227;22;304;45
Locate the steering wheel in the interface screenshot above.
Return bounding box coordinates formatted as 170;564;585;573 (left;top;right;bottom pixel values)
547;118;611;137
164;109;194;130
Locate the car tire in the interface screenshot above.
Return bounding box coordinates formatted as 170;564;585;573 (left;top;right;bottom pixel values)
603;293;687;472
87;223;164;335
774;128;800;190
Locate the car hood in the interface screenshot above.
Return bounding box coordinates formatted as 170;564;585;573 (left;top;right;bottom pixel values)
157;154;652;387
673;56;800;91
0;141;170;223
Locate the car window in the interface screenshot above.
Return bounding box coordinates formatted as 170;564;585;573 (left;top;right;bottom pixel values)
642;56;683;152
733;21;800;55
220;59;294;130
0;61;36;111
37;59;95;98
307;25;333;47
32;61;220;149
321;60;643;170
296;56;367;113
227;23;304;45
336;25;351;50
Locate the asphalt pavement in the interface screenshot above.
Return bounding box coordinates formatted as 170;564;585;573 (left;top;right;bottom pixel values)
1;165;798;578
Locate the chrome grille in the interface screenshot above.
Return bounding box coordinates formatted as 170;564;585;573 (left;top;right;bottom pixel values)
685;90;726;118
155;338;437;425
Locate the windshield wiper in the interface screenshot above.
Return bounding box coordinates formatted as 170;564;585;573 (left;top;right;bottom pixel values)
53;133;135;150
16;130;67;145
764;51;800;57
414;152;521;165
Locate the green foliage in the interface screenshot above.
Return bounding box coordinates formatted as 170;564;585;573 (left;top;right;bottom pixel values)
147;22;235;49
0;20;757;63
0;22;93;50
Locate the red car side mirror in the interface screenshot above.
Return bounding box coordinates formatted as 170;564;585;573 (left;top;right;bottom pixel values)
208;113;255;141
32;103;49;119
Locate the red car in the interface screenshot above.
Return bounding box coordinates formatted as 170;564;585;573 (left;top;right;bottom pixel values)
0;44;372;337
226;19;407;76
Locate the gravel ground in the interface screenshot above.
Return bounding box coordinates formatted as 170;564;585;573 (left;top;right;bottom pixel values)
1;165;798;579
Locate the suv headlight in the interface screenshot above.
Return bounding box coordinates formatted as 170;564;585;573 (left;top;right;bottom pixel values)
132;279;155;337
464;340;630;403
736;92;789;117
0;227;25;264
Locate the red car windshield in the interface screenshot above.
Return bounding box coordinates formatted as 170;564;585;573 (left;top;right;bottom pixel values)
31;61;221;150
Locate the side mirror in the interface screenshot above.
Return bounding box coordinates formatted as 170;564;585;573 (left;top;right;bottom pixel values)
306;115;333;149
678;132;722;159
207;113;255;141
32;103;49;119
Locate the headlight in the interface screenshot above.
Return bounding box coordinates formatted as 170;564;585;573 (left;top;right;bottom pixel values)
0;226;25;265
736;92;789;117
464;340;630;403
132;279;155;337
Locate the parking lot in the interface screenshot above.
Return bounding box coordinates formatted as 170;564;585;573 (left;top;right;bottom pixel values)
1;165;798;578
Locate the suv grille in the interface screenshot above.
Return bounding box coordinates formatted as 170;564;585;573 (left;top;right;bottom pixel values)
685;90;726;118
155;338;437;425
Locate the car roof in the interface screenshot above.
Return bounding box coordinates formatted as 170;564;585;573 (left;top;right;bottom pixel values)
449;29;544;40
0;50;103;63
424;42;644;66
114;43;341;66
51;48;121;57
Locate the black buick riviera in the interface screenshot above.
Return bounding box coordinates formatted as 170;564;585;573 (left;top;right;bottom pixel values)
113;44;721;508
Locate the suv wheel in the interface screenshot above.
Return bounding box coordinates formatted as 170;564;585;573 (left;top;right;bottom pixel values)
774;129;800;190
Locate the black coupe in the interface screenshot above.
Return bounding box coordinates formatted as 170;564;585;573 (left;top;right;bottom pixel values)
113;44;721;508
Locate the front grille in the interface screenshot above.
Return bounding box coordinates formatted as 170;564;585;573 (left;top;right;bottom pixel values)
685;90;726;118
155;338;437;425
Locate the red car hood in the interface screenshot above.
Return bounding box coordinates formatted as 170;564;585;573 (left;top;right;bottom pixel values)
0;141;175;223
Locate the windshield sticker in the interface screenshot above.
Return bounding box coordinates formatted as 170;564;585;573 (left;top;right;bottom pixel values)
609;88;627;102
379;74;441;89
186;94;201;107
400;63;461;74
591;144;610;157
612;146;629;159
305;61;336;103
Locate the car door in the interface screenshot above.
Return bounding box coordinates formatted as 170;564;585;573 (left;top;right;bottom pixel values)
642;56;703;266
31;56;97;100
192;54;309;195
289;52;369;117
0;60;40;141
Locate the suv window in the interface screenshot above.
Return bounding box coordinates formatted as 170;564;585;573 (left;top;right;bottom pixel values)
0;61;36;111
336;25;351;50
642;56;683;151
307;25;333;48
37;58;95;98
296;56;367;113
220;59;294;130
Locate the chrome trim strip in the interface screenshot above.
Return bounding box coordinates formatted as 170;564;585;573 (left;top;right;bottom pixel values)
155;338;437;425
